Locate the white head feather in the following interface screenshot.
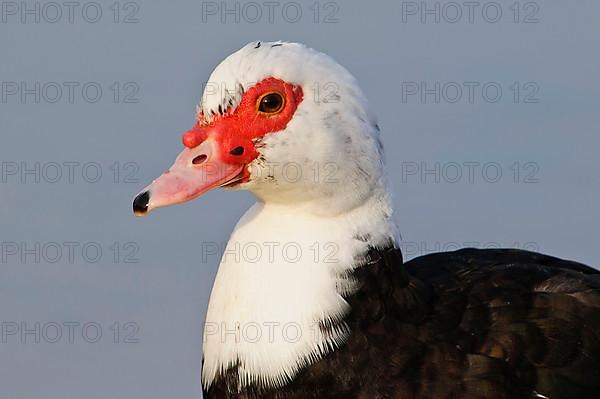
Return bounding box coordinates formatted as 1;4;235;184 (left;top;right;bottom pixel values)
200;41;398;390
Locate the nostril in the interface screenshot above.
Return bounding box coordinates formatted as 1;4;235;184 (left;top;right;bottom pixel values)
192;154;208;165
229;146;244;156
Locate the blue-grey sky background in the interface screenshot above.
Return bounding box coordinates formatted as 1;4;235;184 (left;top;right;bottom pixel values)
1;1;599;398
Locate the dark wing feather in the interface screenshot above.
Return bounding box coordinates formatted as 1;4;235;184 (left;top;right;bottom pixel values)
204;247;600;398
403;248;600;398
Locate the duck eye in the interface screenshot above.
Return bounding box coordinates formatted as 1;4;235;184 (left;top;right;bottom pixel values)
229;146;244;156
258;92;285;114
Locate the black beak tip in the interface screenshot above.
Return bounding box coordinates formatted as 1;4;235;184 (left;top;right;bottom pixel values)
133;191;150;217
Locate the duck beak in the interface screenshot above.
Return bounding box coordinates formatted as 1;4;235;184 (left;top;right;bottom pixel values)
132;137;244;217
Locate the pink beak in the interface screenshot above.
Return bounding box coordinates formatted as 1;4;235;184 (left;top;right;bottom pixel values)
133;137;244;217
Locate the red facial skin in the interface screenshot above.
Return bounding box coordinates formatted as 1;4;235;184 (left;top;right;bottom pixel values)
182;77;304;183
133;78;304;217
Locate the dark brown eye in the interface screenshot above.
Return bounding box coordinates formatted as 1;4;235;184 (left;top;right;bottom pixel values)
258;92;285;114
229;146;244;156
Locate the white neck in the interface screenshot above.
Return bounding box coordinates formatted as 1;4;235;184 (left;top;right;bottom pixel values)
202;186;397;389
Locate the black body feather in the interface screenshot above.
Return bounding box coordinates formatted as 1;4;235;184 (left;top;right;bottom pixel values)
204;247;600;398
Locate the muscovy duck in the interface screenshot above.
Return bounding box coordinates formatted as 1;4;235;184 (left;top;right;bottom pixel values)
134;41;600;399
